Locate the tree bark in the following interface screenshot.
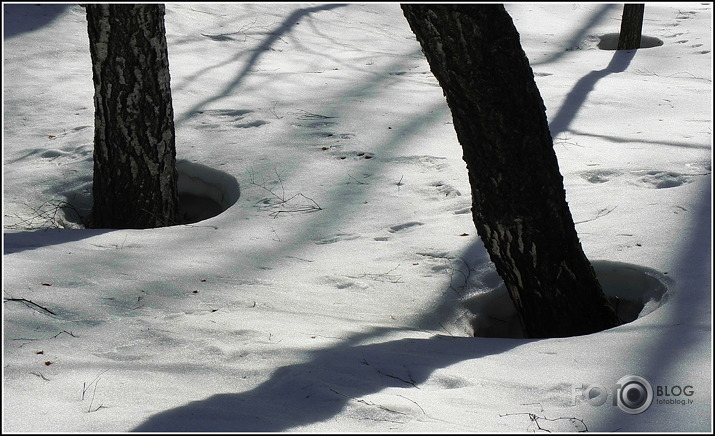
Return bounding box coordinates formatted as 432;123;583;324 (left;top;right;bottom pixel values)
86;4;178;229
402;5;621;338
617;4;645;50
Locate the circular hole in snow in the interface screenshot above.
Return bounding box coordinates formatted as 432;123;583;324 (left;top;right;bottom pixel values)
55;160;239;228
176;159;240;224
597;33;664;50
464;260;670;339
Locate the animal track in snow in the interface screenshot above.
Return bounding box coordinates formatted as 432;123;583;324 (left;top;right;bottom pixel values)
388;222;424;233
292;120;337;130
581;168;700;189
423;373;472;390
336;151;374;161
31;144;92;165
320;275;369;290
580;169;622;184
194;109;269;129
391;155;449;172
630;170;693;189
428;181;461;198
685;161;711;173
308;131;355;140
290;115;366;160
315;233;360;245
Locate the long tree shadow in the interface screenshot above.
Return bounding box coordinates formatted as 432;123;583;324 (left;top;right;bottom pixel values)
133;239;524;432
592;176;712;431
548;48;637;138
173;3;348;126
133;334;523;432
526;4;617;67
3;229;114;255
568;129;712;150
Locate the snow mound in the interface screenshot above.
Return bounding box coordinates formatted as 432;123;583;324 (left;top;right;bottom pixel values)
464;260;670;338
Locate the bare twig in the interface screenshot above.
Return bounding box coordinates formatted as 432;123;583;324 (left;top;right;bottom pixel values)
249;168;322;218
575;205;617;224
4;199;88;230
362;358;419;389
50;330;77;339
4;297;56;316
395;394;426;414
269;101;283;119
329;388;408;416
446;256;475;298
82;369;110;412
500;411;588;433
346;173;368;185
30;372;50;381
353;264;402;283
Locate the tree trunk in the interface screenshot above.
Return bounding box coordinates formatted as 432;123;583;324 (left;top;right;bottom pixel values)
86;4;178;229
617;4;645;50
402;5;621;338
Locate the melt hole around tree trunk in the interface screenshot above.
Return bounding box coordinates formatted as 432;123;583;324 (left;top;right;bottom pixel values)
464;260;670;339
597;33;664;50
176;160;240;225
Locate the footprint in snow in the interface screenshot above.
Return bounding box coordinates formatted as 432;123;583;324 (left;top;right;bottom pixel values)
315;233;360;245
337;151;374;161
388;222;424;233
194;109;269;129
580;169;622;184
630;170;693;189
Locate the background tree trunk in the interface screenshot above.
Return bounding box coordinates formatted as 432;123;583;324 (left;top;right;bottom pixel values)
402;5;621;338
617;4;645;50
86;4;178;229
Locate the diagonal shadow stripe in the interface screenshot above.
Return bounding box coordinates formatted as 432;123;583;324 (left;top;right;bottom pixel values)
174;4;348;127
548;49;637;138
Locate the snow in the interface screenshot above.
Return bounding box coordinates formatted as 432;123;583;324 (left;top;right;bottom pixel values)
2;2;712;432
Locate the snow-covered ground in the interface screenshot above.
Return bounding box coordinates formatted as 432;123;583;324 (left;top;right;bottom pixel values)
3;3;712;432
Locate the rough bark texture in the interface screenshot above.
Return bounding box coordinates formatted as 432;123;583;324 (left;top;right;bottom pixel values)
402;5;621;338
617;4;645;50
86;4;178;229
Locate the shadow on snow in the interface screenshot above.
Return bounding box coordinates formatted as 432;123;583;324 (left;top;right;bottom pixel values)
3;4;70;39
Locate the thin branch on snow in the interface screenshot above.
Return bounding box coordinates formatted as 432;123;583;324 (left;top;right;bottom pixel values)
361;358;419;389
329;388;408;417
499;411;588;433
3;297;57;316
249;168;322;218
574;205;617;224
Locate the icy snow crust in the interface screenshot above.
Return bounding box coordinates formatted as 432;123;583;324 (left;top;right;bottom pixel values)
2;3;712;432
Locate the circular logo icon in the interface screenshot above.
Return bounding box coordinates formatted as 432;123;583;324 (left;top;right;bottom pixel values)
616;375;653;414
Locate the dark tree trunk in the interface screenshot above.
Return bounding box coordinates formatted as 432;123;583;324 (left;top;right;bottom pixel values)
617;4;645;50
402;5;621;338
86;4;178;229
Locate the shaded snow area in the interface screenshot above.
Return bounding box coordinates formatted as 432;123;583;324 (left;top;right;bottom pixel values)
3;3;712;432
